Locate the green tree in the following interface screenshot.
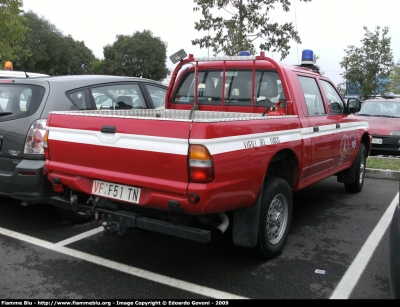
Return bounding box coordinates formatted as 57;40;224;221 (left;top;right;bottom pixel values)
95;30;169;81
340;26;394;98
0;0;27;63
192;0;312;59
64;35;96;75
389;60;400;94
14;11;95;75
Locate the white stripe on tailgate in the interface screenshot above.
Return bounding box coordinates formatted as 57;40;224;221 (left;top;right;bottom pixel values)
48;121;368;156
49;127;189;155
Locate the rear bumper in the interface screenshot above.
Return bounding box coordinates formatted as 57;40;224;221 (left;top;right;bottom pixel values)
51;195;212;243
47;170;257;214
0;159;54;203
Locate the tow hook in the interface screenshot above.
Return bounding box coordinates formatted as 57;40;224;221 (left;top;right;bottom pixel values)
102;221;119;236
70;194;79;211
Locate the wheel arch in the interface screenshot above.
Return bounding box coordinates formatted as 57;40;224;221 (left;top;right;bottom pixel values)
265;148;299;191
232;149;298;248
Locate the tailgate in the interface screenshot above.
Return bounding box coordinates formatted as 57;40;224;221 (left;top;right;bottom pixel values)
45;111;191;195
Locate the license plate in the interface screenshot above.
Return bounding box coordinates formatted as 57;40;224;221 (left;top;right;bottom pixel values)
92;180;141;204
372;138;382;144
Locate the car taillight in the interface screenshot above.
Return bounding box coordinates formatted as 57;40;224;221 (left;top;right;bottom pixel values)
24;119;47;155
189;144;214;183
43;130;49;160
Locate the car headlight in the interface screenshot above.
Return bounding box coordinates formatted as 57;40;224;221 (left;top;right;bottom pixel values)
390;131;400;136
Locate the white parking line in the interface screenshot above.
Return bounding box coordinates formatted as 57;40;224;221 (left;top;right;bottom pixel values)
54;226;104;246
0;227;247;300
330;192;399;299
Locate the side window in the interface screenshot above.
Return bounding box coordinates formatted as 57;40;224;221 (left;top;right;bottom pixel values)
91;83;145;110
297;76;326;115
67;88;92;110
320;80;345;114
146;84;167;109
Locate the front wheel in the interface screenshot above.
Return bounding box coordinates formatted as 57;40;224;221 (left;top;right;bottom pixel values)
250;176;293;259
345;143;366;193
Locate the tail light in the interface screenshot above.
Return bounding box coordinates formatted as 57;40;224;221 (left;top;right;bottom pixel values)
189;144;214;183
24;119;47;155
43;130;49;160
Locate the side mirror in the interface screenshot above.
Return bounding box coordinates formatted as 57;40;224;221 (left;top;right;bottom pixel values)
347;98;362;114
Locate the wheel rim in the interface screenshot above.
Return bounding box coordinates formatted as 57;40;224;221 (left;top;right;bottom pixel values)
266;194;288;244
359;159;365;184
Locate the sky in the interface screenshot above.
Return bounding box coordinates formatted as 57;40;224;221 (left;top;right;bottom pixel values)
22;0;400;86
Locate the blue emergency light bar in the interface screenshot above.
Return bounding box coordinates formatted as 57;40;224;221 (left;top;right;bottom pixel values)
239;51;251;56
301;49;315;65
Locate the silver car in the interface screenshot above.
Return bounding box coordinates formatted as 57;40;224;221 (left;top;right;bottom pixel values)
0;75;167;221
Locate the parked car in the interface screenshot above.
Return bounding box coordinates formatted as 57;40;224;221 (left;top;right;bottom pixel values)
93;93;113;109
0;75;167;221
1;61;49;79
356;97;400;157
390;181;400;299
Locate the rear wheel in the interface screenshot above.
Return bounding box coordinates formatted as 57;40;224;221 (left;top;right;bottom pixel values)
250;176;293;259
345;143;366;193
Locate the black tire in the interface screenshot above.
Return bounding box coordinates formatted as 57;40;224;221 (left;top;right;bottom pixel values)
251;176;293;259
345;143;366;193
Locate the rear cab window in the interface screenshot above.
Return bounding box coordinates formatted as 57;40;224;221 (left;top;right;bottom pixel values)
0;83;45;122
173;69;286;113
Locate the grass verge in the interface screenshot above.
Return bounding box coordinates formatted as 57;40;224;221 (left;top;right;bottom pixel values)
366;156;400;171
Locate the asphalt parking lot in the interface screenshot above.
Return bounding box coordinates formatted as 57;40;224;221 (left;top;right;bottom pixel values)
0;174;398;300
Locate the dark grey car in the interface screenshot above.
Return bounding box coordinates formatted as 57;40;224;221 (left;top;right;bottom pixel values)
0;75;167;220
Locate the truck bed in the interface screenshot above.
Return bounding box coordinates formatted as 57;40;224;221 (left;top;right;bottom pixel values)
45;109;300;214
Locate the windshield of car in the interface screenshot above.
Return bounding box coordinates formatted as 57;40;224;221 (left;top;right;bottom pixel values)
357;100;400;118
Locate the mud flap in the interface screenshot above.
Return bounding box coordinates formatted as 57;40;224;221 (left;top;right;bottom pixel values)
337;157;357;184
232;190;261;248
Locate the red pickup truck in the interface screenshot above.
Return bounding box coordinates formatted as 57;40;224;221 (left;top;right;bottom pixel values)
43;50;371;259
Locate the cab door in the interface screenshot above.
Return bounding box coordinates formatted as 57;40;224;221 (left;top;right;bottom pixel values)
320;79;359;172
297;75;335;183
